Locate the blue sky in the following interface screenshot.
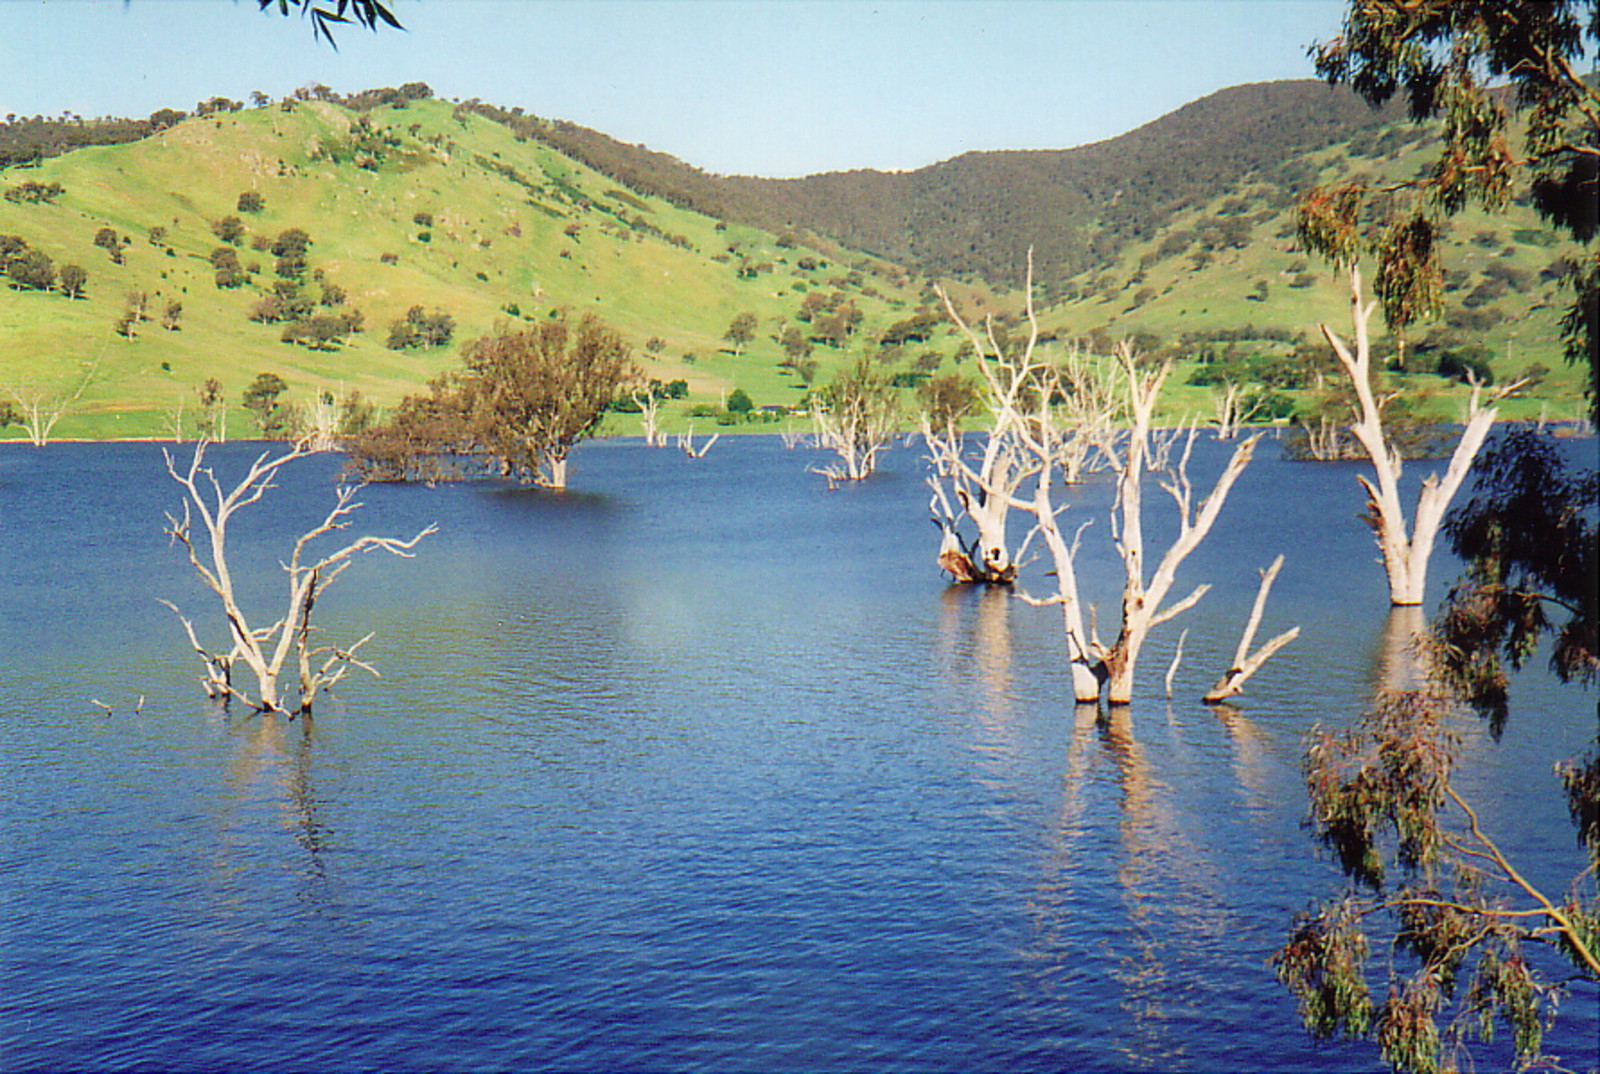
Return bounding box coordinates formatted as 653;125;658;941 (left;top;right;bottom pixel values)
1;0;1349;177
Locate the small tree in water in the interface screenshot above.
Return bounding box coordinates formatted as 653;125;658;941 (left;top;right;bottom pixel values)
809;355;898;486
350;313;637;489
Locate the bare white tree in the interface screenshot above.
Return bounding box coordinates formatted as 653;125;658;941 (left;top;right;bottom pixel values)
161;438;436;716
676;424;719;459
926;254;1114;584
636;390;666;447
1203;555;1300;702
1095;346;1261;705
1321;265;1519;606
1212;382;1264;441
810;356;898;487
924;283;1046;584
2;361;98;446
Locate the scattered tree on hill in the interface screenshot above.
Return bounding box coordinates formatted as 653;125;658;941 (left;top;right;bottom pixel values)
196;378;227;442
6;247;56;291
161;300;183;331
271;228;311;277
161;437;434;716
385;305;454;350
723;311;757;357
237;191;265;213
242;372;292;437
212;215;245;245
57;263;87;299
281;310;363;350
3;179;63;203
350;313;638;490
780;325;813;363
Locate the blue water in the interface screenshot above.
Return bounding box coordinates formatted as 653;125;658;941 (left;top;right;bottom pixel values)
1;435;1594;1072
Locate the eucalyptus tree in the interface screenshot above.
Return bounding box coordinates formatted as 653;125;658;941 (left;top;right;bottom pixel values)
1317;264;1520;607
350;313;638;490
809;355;898;485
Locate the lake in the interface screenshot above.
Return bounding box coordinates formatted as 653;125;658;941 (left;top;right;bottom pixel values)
1;434;1595;1072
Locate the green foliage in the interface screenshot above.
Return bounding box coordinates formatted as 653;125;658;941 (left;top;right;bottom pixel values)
722;311;757;352
385;305;454;350
241;372;290;436
1309;0;1598;411
1280;689;1592;1074
212;215;245;245
351;313;636;486
724;387;753;414
1435;428;1599;728
57;263;86;299
256;0;403;46
6;246;55;291
4;180;63;204
236;191;265;213
916;372;979;429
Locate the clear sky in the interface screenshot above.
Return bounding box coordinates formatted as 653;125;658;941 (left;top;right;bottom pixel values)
0;0;1350;178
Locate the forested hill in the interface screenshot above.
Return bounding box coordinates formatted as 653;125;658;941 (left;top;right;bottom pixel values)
489;80;1407;286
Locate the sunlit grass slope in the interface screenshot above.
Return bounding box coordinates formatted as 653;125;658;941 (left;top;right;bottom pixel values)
0;98;931;439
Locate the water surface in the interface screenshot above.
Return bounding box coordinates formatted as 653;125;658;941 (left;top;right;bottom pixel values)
1;436;1594;1071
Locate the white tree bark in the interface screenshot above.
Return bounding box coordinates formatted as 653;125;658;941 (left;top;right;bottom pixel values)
636;391;666;447
810;389;896;485
928;251;1112;583
677;425;719;458
1321;265;1514;606
3;362;97;447
1203;555;1300;702
1096;345;1260;705
162;438;436;715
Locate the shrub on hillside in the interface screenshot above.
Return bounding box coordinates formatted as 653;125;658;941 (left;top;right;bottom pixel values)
386;305;455;350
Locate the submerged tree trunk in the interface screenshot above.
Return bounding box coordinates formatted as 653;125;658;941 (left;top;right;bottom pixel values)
1098;346;1261;706
1203;555;1300;702
162;438;435;715
1322;265;1515;606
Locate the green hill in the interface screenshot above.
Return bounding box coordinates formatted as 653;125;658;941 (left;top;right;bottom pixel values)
0;83;1587;440
0;94;934;440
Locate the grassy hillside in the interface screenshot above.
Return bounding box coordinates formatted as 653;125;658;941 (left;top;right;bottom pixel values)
0;97;935;440
0;86;1587;441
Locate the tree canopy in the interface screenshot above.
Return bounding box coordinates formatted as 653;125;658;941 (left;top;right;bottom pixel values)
350;314;637;489
1304;0;1598;399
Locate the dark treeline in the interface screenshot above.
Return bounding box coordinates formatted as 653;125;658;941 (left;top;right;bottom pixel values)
0;83;434;169
0;110;186;168
462;80;1412;287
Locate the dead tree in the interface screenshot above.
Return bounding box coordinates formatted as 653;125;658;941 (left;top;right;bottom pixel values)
1212;382;1264;441
1321;265;1518;606
927;254;1111;584
1203;555;1300;702
1097;345;1261;705
161;438;436;716
635;390;666;447
1003;372;1113;702
677;425;718;458
924;278;1048;584
2;361;97;446
810;356;898;485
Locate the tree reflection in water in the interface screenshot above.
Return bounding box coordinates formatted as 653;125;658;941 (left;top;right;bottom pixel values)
214;710;333;908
